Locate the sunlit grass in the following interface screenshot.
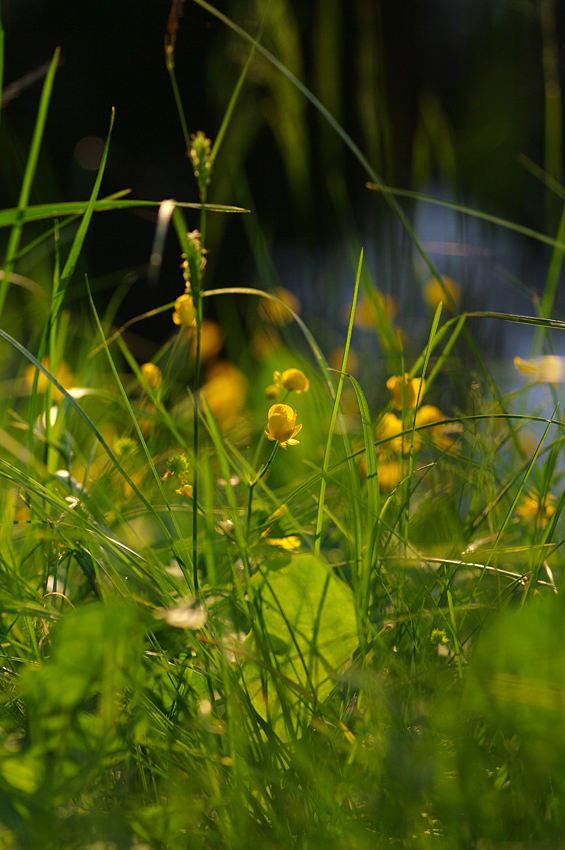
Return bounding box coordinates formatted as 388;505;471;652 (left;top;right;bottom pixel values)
2;4;565;849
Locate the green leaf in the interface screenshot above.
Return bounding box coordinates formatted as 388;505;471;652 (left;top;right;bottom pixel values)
241;553;358;738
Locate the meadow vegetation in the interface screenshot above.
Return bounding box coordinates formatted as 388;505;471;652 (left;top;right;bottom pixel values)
2;2;565;848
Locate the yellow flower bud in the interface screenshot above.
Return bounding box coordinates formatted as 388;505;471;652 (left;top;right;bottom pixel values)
141;362;162;389
273;368;310;393
172;293;196;327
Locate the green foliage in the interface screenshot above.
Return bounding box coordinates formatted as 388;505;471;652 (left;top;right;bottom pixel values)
241;553;358;737
1;2;565;848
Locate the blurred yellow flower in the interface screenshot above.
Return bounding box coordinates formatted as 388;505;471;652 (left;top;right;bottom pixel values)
375;413;406;455
516;491;555;525
135;399;157;437
352;291;398;330
265;384;280;401
176;484;194;498
259;287;300;325
202;362;248;429
265;536;301;550
415;404;460;453
23;357;74;403
387;374;425;410
514;355;565;383
377;459;403;492
187;319;223;363
273;368;310;393
423;275;460;311
141;362;162;389
415;405;444;428
265;403;302;448
172;293;196;327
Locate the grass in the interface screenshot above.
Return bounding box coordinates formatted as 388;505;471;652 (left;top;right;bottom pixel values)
2;3;565;848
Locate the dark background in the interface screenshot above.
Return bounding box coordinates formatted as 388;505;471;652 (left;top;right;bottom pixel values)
1;0;563;352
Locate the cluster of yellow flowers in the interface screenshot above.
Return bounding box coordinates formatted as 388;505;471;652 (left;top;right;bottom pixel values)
371;374;459;492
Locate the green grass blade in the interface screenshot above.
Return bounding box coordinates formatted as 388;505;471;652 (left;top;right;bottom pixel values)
0;198;247;229
85;282;194;586
533;197;565;352
0;9;4;130
0;327;175;549
0;47;60;319
210;11;265;166
314;250;363;556
51;109;115;320
203;286;336;399
366;183;565;253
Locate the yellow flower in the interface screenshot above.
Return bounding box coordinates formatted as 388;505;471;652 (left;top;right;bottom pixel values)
415;404;460;453
265;403;302;448
23;357;74;403
376;413;405;454
415;405;444;428
377;459;403;492
176;484;194;498
514;355;565;384
273;368;310;393
141;362;162;389
387;374;425;410
172;293;196;327
265;536;301;550
423;275;460;311
259;287;300;325
516;491;556;526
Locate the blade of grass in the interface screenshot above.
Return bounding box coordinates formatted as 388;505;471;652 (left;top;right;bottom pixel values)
0;198;248;229
403;303;444;543
84;280;194;589
0;327;185;564
314;250;363;556
51;110;115;320
366;183;565;254
0;9;4;128
344;372;379;652
0;47;60;320
532;196;565;352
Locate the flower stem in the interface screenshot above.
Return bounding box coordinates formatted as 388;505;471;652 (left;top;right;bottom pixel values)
246;442;279;538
